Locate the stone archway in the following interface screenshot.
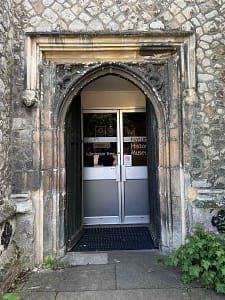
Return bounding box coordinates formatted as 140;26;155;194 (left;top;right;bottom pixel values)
22;33;195;263
63;68;163;250
55;62;174;256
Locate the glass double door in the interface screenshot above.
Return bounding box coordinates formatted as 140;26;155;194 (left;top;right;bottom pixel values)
82;109;149;225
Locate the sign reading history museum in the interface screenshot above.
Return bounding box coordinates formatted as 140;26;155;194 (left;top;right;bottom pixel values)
131;137;146;156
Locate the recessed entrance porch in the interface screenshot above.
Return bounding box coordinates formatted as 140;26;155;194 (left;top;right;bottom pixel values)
23;33;195;263
66;74;159;250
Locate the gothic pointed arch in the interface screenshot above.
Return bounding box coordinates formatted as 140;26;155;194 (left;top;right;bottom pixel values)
61;62;165;249
55;62;167;131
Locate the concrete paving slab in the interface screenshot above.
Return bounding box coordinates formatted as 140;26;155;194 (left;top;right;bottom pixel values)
59;264;116;291
19;291;56;300
188;288;225;299
55;289;191;300
108;250;159;264
62;252;108;265
19;269;64;292
13;251;225;300
20;264;116;292
109;251;185;289
56;292;79;300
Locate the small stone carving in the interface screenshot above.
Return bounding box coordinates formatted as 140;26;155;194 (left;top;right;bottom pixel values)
22;89;38;107
211;210;225;232
183;88;198;106
57;64;72;89
133;61;167;108
145;63;164;91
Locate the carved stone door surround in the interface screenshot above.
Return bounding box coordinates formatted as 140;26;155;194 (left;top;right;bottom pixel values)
23;32;196;263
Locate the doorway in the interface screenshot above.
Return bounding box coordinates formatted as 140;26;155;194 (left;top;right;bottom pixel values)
66;74;160;250
83;109;149;225
26;33;192;260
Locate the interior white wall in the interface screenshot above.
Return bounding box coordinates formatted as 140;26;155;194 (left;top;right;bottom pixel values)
81;91;145;109
81;75;145;108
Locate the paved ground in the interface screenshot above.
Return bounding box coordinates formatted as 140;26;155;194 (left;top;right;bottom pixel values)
14;250;225;300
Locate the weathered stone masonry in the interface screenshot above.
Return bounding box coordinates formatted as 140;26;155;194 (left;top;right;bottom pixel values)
0;1;34;294
0;1;13;208
0;0;225;293
0;0;16;294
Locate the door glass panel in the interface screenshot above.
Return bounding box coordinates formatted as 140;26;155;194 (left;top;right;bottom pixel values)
123;112;147;166
83;113;117;167
84;142;117;167
83;113;117;137
82;110;149;225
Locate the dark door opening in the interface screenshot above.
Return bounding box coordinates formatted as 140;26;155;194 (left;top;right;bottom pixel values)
65;77;160;251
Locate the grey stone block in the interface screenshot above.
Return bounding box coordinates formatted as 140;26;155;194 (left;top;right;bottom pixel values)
62;252;108;266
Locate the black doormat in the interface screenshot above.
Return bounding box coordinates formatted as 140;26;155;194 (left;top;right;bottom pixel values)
71;227;156;252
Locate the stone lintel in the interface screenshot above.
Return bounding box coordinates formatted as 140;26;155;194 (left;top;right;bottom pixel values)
25;30;193;38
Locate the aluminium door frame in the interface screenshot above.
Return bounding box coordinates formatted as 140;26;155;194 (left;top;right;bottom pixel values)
81;107;149;225
119;108;149;224
81;109;121;225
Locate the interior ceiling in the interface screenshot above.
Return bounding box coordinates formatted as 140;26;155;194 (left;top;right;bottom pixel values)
83;75;139;91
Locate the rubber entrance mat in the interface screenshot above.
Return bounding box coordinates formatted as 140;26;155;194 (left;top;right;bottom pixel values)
71;227;156;251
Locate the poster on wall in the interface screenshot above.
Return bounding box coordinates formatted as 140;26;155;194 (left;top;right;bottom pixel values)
124;155;132;166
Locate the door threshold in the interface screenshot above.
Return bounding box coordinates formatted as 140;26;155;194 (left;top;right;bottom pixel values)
62;252;108;266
